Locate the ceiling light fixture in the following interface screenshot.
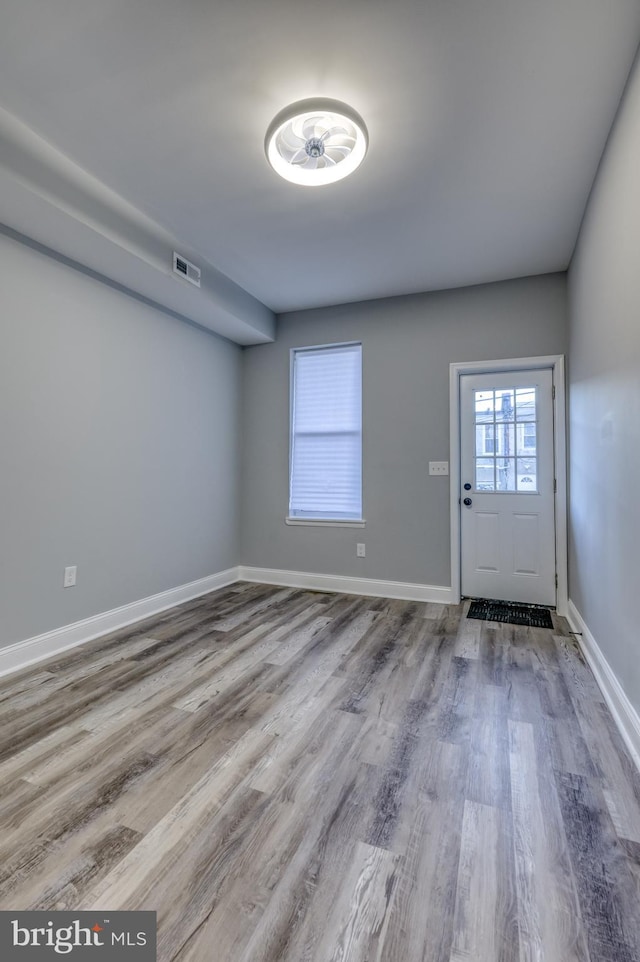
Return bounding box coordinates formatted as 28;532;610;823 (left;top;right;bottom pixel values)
265;98;368;187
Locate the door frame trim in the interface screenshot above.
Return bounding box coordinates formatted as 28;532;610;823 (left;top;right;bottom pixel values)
449;355;567;615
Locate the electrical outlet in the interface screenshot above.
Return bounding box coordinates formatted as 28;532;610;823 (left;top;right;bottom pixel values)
63;565;77;588
429;461;449;476
356;543;366;558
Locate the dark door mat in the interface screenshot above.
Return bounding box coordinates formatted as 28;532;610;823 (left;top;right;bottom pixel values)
466;599;554;629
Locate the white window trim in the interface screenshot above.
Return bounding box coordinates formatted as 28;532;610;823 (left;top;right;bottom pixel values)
285;517;366;528
288;341;363;525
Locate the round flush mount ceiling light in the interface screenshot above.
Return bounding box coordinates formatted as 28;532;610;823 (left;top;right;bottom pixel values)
265;98;368;186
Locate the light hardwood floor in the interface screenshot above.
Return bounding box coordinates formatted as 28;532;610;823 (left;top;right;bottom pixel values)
1;583;639;961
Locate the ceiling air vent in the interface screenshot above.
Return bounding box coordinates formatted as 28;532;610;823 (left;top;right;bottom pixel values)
173;251;201;288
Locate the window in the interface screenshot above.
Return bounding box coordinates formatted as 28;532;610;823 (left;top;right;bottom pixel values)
522;422;536;449
474;387;538;492
289;343;362;522
478;424;496;454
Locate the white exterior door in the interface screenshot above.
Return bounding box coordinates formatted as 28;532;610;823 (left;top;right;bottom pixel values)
460;369;556;605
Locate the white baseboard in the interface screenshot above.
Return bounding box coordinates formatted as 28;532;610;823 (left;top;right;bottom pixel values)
567;599;640;773
0;567;240;680
238;566;455;604
0;565;454;681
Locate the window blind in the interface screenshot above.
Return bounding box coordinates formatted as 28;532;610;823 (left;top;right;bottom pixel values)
289;343;362;520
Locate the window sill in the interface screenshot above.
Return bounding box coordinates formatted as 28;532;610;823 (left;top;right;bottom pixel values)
285;517;366;528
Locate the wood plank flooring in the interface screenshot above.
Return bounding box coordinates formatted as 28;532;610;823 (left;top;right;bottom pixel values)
1;583;639;961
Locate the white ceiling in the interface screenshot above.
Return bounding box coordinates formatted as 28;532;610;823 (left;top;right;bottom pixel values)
1;0;639;315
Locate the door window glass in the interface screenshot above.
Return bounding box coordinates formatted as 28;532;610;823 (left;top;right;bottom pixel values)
474;387;537;492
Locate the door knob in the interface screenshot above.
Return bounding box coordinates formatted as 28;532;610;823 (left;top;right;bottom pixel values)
463;497;472;506
463;483;472;490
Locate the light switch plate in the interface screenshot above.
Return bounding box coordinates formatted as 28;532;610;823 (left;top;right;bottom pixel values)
429;461;449;476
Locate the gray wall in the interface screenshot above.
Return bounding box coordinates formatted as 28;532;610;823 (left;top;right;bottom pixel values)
568;47;640;713
241;274;567;586
0;231;241;648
